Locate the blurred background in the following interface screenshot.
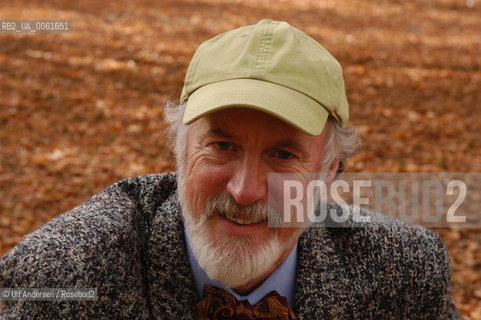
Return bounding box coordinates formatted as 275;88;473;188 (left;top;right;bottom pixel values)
0;0;480;318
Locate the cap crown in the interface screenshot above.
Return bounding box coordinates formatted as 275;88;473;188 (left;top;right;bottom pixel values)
181;20;348;128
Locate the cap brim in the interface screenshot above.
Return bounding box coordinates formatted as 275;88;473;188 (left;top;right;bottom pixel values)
183;79;329;136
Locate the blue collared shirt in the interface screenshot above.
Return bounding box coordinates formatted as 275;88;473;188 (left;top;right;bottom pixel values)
185;231;298;307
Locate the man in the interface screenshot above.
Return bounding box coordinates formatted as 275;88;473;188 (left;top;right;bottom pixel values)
0;20;462;319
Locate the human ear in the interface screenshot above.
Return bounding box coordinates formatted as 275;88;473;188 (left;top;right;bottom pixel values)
325;159;341;184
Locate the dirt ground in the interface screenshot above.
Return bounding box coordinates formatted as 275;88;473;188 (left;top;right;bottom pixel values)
0;0;480;318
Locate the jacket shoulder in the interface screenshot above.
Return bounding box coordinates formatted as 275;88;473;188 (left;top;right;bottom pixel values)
299;205;462;319
0;172;178;319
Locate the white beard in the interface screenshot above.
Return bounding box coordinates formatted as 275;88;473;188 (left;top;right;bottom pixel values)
183;209;286;289
177;175;298;289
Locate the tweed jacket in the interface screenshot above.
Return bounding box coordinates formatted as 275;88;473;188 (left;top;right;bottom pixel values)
0;173;462;319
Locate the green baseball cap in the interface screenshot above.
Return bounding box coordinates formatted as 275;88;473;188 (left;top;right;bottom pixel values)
180;19;349;135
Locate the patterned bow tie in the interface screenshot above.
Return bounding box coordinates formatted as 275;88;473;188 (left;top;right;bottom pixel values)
194;285;297;320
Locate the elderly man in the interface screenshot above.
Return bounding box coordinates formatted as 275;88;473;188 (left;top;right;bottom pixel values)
1;20;461;319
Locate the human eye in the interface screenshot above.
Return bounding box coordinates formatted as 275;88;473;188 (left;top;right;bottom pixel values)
272;149;295;160
213;141;234;151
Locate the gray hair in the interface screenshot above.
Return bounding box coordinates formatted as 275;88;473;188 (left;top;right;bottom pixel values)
164;101;360;174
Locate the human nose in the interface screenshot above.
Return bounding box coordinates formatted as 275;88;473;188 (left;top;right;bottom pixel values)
226;158;267;206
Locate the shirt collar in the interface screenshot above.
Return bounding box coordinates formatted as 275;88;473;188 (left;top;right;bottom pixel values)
185;230;298;307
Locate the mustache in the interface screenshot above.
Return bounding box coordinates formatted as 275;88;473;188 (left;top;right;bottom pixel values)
203;194;283;226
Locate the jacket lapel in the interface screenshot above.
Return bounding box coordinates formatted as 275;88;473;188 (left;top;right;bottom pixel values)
295;227;355;319
146;191;198;319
